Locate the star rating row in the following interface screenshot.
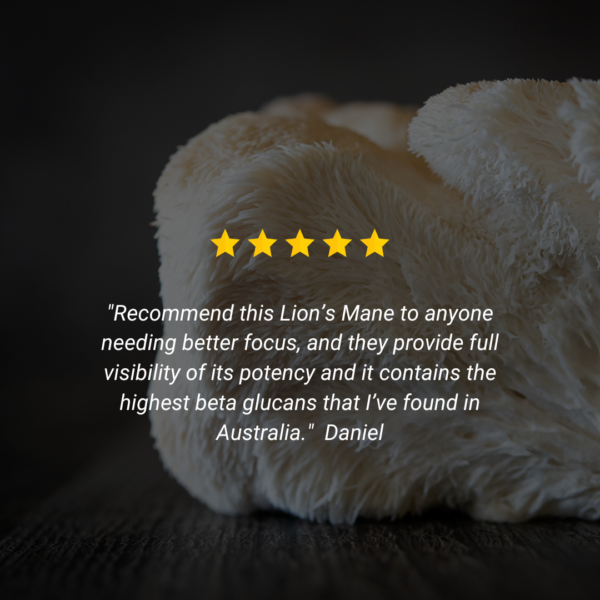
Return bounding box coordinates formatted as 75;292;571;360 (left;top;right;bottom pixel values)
212;229;389;257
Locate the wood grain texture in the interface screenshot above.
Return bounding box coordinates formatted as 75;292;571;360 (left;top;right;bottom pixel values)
2;422;600;600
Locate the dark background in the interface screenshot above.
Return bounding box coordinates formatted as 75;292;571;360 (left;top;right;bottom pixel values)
3;2;600;597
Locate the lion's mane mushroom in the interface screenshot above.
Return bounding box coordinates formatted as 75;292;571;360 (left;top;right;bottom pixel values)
149;79;600;523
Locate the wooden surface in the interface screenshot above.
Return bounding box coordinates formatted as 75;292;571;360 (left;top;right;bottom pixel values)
3;421;600;600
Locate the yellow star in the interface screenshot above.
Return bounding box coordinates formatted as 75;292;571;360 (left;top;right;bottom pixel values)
323;230;351;257
249;230;277;257
286;230;314;257
211;229;239;257
361;230;389;257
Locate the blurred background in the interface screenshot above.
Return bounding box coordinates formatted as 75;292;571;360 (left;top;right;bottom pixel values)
3;1;600;533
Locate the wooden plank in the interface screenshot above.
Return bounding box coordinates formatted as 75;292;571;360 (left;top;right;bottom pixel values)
2;422;600;599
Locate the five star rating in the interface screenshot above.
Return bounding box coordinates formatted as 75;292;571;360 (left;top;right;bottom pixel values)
212;229;388;258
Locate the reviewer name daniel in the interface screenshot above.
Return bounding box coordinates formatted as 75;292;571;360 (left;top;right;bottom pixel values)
325;423;384;441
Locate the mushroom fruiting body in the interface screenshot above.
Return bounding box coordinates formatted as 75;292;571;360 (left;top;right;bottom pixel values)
149;80;600;523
